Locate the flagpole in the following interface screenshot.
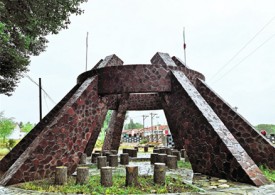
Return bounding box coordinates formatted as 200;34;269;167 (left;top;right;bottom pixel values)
183;27;187;66
85;32;89;71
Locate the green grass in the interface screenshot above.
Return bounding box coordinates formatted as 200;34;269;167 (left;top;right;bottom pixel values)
0;148;9;159
178;160;192;169
260;166;275;182
16;174;200;194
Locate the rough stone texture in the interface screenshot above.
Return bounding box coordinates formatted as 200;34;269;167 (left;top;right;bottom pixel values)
76;167;89;185
160;70;268;186
0;77;107;185
154;163;166;185
79;153;87;164
0;52;272;187
100;167;113;187
97;65;171;95
97;156;107;169
125;166;138;186
55;166;67;185
120;153;129;165
197;79;275;169
91;153;101;164
110;94;129;150
167;155;178;169
109;155;118;167
102;111;117;151
0;84;81;173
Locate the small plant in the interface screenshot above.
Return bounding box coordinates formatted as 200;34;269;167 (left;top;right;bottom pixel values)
178;160;192;169
140;139;148;144
260;165;275;182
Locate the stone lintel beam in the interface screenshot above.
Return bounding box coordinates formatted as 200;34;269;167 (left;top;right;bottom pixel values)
151;52;177;66
105;93;162;111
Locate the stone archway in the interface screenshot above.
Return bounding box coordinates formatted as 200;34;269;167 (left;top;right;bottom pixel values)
0;52;274;186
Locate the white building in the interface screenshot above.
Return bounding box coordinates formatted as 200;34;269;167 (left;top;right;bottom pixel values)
7;124;27;140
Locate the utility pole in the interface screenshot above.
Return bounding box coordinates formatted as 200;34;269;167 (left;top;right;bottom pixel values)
150;113;157;135
39;78;42;121
142;115;148;129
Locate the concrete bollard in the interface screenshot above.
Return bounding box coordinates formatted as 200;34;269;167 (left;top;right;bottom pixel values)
109;155;118;167
150;153;158;165
55;166;67;185
80;153;87;164
111;150;118;154
172;150;180;160
156;154;167;164
76;166;89;185
97;156;107;169
159;148;166;154
153;148;160;153
144;146;148;152
120;153;129;165
100;167;113;187
166;148;172;155
167;155;177;169
154;163;166;185
91;153;101;164
125;165;138;186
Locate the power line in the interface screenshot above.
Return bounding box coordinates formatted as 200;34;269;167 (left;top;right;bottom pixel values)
209;15;275;83
24;74;56;105
211;33;275;84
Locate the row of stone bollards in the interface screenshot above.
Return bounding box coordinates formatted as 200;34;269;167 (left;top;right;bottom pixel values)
55;166;89;185
54;161;167;187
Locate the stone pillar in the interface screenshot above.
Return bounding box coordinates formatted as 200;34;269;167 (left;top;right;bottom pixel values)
159;148;166;154
97;156;107;169
76;167;89;185
156;154;167;164
134;146;139;151
111;150;118;154
144;146;148;152
120;153;129;165
166;148;172;155
154;163;166;185
100;167;113;187
172;150;180;160
79;153;87;164
109;155;118;167
150;153;158;165
125;166;138;186
111;94;129;151
167;155;177;169
102;111;118;151
153;148;160;153
55;166;67;185
91;153;101;164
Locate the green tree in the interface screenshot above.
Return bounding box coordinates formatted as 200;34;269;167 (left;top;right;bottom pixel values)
21;121;34;133
0;0;87;95
124;118;143;130
0;118;15;142
255;124;275;134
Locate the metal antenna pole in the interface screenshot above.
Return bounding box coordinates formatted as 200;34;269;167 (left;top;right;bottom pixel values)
39;78;42;121
183;27;187;66
85;32;89;71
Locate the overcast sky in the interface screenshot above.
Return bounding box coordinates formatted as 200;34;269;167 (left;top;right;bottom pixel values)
1;0;275;127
